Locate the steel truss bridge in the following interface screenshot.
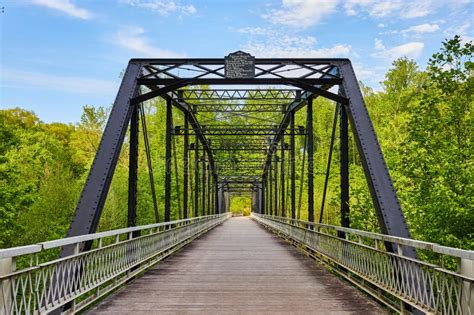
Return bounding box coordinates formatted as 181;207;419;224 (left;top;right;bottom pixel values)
0;54;472;314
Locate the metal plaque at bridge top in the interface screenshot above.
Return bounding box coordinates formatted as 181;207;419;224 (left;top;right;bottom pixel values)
225;51;255;78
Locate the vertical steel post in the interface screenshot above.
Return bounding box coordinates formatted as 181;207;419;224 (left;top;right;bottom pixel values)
340;105;350;228
194;135;199;217
274;155;278;217
290;111;296;219
183;112;189;219
210;175;214;214
307;98;314;222
207;162;211;215
265;176;269;214
269;158;273;216
218;185;223;214
214;175;219;214
128;104;139;228
281;136;286;218
201;153;206;216
164;97;172;222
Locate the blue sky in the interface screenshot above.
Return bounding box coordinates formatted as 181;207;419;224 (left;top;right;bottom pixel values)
1;0;472;123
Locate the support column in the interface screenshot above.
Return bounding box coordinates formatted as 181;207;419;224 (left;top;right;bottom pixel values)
128;104;139;228
269;159;273;216
214;175;219;214
164;97;172;222
194;136;199;217
340;105;350;228
265;177;269;214
290;111;296;219
274;155;278;217
207;162;211;215
307;98;314;222
281;136;286;218
201;153;206;216
183;113;189;219
218;185;223;214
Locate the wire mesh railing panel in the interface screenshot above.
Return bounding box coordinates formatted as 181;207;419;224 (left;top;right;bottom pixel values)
252;213;473;314
0;213;230;314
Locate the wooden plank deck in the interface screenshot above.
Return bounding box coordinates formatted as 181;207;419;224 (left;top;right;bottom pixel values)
88;217;386;314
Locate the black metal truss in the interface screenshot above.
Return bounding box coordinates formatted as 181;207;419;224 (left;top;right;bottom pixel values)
65;55;416;269
173;89;301;101
173;126;305;136
188;103;292;113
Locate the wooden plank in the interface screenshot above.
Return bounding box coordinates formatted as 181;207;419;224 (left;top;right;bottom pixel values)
88;217;386;314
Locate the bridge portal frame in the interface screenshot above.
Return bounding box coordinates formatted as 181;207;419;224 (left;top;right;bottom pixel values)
63;56;415;259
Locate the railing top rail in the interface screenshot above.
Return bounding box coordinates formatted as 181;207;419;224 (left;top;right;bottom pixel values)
253;214;474;260
0;245;42;259
0;214;223;259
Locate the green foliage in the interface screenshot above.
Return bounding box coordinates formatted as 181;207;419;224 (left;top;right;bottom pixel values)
401;36;473;248
230;196;251;215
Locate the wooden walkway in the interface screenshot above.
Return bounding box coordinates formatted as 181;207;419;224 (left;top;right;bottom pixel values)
89;217;386;314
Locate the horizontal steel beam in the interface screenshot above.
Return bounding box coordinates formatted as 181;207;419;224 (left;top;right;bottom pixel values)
138;78;342;86
130;57;348;65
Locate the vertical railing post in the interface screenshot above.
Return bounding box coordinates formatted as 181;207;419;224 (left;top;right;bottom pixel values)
128;103;139;229
290;111;296;219
461;258;474;314
307;97;314;222
0;257;14;314
164;97;172;222
183;112;189;219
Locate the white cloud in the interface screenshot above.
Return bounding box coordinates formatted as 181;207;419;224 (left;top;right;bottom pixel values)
235;27;272;36
235;26;352;58
262;0;338;28
116;26;185;57
242;38;352;58
374;38;385;50
1;68;116;94
377;23;385;28
120;0;197;15
344;0;437;19
244;42;352;58
30;0;92;19
372;39;424;60
400;23;440;35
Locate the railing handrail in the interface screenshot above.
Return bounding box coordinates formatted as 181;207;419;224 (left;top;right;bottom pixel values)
252;213;474;260
0;213;231;314
252;213;473;314
0;214;224;259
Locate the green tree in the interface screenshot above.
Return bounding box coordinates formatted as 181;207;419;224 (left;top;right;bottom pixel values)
403;36;473;248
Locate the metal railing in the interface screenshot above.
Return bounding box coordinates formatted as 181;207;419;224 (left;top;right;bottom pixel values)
0;213;230;314
252;213;474;314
